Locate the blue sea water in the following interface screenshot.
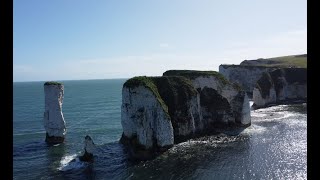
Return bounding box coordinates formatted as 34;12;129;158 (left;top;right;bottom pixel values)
13;79;307;179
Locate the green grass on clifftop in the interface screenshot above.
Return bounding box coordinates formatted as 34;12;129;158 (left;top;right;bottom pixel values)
163;70;229;84
163;70;242;90
123;76;199;119
267;54;307;68
240;54;307;68
44;81;63;85
123;76;170;117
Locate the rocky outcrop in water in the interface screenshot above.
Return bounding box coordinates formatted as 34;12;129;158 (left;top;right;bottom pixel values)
43;81;66;144
79;135;96;162
120;70;251;160
252;68;307;109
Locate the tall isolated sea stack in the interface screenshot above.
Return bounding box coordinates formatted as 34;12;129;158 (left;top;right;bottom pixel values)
43;81;66;144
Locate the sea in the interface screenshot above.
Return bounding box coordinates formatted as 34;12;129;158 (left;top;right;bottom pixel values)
13;79;307;180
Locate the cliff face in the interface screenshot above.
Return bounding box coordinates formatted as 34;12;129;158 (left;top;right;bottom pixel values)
163;70;251;127
43;82;66;144
219;54;307;96
252;68;307;109
121;71;251;159
219;65;277;94
121;83;174;150
151;77;201;142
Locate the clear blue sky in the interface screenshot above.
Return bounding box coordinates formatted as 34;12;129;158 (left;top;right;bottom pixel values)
13;0;307;82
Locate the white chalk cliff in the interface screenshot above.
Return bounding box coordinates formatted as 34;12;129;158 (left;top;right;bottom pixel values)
219;54;307;97
219;65;277;94
252;68;307;109
121;86;174;149
190;76;251;126
43;82;66;143
120;71;251;159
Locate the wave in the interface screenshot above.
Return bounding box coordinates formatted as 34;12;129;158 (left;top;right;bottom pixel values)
242;124;267;135
57;154;87;171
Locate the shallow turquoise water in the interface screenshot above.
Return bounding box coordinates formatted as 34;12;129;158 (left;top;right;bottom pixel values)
13;79;307;179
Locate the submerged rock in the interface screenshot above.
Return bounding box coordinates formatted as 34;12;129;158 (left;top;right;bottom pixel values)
79;135;96;162
252;68;307;109
120;70;251;160
43;81;66;144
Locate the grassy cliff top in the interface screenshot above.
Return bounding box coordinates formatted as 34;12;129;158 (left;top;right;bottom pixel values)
219;64;279;69
44;81;63;85
152;76;198;97
162;70;242;90
124;76;197;97
239;54;307;68
163;70;229;84
123;76;198;118
124;76;155;89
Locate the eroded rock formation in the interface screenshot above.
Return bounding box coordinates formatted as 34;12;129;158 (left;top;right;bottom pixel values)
43;81;66;144
219;54;307;97
79;135;96;162
163;70;251;130
219;65;277;95
252;68;307;109
120;70;251;159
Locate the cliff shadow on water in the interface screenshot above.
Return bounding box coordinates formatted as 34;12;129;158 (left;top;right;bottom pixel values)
39;130;250;179
123;133;252;180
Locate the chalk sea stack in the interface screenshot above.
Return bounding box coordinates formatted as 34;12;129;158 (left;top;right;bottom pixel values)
79;135;95;162
43;81;66;144
120;70;251;160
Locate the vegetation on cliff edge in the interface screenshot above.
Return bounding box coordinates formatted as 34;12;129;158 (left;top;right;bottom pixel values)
123;76;198;119
163;70;229;84
163;70;242;91
124;76;170;117
240;54;307;68
44;81;63;85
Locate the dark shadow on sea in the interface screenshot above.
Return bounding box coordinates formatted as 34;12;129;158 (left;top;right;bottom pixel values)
128;133;252;180
45;128;252;180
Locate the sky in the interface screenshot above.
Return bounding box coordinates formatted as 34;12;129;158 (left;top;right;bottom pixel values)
13;0;307;82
